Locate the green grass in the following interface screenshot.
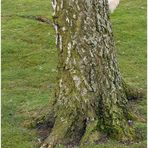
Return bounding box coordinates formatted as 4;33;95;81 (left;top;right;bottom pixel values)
2;0;147;147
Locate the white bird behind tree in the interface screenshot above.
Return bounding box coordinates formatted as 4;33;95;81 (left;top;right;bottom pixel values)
108;0;120;13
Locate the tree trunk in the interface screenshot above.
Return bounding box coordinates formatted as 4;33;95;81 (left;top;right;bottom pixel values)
41;0;135;147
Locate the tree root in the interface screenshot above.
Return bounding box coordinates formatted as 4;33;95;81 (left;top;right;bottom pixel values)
30;105;54;127
80;120;104;145
123;83;145;101
39;114;137;148
32;83;145;147
40;110;87;147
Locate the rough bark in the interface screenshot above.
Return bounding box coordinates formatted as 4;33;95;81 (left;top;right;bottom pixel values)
40;0;136;147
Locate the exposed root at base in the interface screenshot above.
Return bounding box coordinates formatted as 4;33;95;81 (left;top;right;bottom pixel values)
39;118;137;148
124;84;145;101
40;113;87;147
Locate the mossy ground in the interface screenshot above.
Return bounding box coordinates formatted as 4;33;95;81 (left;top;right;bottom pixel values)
2;0;147;147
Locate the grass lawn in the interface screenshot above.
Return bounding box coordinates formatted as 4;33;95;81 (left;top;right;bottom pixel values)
2;0;147;147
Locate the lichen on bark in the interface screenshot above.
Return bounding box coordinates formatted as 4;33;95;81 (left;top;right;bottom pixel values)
39;0;138;147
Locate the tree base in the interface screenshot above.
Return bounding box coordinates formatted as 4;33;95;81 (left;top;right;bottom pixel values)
39;121;136;148
37;109;136;148
31;86;144;148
